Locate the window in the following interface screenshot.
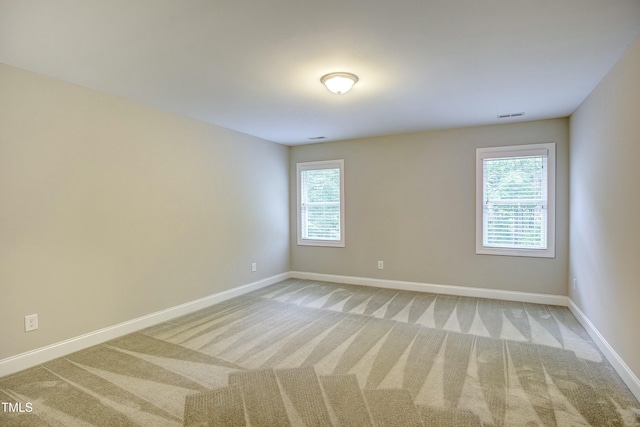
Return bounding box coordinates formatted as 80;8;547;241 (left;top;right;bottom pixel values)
476;143;555;257
297;160;345;247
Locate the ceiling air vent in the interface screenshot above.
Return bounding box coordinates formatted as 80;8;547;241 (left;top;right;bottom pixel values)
497;112;525;119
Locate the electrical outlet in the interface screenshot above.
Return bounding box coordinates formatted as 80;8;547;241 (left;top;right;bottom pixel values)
377;260;384;270
251;262;257;272
25;314;38;332
572;277;577;291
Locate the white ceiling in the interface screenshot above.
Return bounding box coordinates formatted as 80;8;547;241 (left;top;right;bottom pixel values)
1;1;639;145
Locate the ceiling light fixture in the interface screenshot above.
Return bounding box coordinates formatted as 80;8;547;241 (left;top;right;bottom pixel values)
320;72;359;95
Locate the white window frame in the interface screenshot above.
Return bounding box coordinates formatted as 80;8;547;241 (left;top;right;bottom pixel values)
476;143;556;258
297;159;345;247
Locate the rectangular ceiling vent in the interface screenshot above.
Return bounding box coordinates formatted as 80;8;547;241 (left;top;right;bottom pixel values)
497;112;525;119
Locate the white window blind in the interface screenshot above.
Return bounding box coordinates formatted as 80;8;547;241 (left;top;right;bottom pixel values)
483;155;547;248
476;144;555;258
297;160;345;247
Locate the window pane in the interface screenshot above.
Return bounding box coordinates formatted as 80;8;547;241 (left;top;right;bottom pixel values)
484;203;546;248
300;166;341;242
302;169;340;204
303;204;340;239
483;155;547;250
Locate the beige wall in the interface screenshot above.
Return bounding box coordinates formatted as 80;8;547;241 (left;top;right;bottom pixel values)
290;119;569;295
570;37;640;378
0;64;290;360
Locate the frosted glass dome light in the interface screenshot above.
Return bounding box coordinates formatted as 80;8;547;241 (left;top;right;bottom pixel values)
320;72;359;94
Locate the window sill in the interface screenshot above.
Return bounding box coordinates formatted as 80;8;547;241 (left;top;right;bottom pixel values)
476;246;555;258
297;239;345;248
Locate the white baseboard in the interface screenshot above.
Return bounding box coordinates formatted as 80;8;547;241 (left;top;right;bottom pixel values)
0;272;289;378
291;271;569;306
568;299;640;402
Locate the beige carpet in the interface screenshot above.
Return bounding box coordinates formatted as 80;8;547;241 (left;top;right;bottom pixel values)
1;279;639;426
